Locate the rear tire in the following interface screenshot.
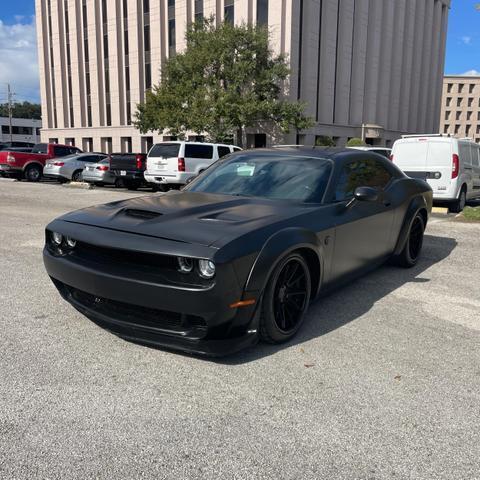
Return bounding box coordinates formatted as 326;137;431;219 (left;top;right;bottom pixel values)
259;253;311;344
71;170;83;182
393;213;425;268
449;186;467;213
24;164;42;182
114;178;123;188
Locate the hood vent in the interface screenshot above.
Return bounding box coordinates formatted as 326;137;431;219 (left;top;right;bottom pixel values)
123;209;162;220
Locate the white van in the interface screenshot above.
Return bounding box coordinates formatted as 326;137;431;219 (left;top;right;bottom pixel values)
391;135;480;212
144;141;241;188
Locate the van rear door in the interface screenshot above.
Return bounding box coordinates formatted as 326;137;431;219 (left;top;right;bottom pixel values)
146;143;181;175
425;140;454;193
393;140;429;177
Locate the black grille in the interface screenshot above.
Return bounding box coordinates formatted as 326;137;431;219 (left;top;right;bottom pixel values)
123;209;162;220
65;285;206;331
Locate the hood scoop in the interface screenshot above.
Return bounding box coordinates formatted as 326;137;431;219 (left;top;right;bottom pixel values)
123;208;162;220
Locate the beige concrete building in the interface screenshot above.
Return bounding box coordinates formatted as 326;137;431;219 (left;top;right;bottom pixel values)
36;0;451;152
440;75;480;144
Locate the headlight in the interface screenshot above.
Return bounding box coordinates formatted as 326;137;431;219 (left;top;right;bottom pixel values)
198;259;215;278
178;256;194;273
66;237;76;248
52;232;63;245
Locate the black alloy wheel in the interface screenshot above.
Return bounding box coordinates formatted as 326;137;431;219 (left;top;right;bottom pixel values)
260;253;311;344
408;215;424;262
24;164;42;182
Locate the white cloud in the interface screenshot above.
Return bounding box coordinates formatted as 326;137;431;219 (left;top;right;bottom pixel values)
461;36;472;45
461;70;480;76
0;18;40;103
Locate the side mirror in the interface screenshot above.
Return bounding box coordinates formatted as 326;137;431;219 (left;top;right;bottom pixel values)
354;186;378;202
345;186;379;208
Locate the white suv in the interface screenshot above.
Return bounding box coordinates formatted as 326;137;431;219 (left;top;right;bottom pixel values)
144;141;241;188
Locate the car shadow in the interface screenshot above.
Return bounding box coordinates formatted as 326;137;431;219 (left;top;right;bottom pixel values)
218;234;457;365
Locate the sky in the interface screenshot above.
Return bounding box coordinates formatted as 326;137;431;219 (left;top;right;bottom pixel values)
0;0;479;104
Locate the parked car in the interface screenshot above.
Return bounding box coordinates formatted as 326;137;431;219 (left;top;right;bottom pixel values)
82;157;119;186
0;143;81;181
144;141;241;189
0;141;34;151
43;147;432;356
348;146;392;159
109;152;148;190
391;134;480;212
43;152;108;182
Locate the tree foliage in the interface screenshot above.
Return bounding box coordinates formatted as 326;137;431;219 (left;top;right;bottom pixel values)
315;136;336;147
346;137;366;147
0;102;42;120
135;18;313;145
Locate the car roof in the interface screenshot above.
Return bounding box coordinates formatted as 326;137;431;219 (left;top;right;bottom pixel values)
246;146;374;160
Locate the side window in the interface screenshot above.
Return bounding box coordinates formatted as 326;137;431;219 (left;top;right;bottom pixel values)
217;146;231;158
233;147;242;152
53;146;70;157
185;144;214;159
335;159;392;201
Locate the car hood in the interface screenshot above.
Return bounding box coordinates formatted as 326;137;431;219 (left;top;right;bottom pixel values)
58;191;307;247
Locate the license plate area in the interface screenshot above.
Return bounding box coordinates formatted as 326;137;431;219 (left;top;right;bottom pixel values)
120;170;127;176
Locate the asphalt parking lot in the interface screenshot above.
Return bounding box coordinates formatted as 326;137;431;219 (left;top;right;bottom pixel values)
1;178;479;479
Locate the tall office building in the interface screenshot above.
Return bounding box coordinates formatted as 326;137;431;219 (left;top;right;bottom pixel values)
440;75;480;143
36;0;451;152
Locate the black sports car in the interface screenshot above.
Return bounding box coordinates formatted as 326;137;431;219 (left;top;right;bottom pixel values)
43;147;432;356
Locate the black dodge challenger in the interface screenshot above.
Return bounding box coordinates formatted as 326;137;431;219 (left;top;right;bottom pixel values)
43;147;432;356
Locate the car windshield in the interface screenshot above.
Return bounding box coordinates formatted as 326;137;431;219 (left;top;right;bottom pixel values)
186;154;332;203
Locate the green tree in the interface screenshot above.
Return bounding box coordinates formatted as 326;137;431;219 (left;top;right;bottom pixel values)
135;18;313;146
315;136;336;147
0;101;42;120
346;137;366;147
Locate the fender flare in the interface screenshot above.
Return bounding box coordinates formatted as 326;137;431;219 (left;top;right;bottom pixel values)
393;195;428;256
244;227;324;296
23;160;44;172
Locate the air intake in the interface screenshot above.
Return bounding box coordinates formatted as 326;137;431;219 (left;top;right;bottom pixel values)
123;209;161;220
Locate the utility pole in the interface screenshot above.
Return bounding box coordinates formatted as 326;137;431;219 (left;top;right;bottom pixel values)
7;84;15;143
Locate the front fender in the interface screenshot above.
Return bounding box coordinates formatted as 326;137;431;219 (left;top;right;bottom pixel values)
244;227;323;295
393;194;429;256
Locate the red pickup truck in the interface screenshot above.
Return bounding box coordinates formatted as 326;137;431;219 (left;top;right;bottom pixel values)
0;143;82;181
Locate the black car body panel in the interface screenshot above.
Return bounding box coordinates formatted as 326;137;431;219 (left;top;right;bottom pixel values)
43;148;433;356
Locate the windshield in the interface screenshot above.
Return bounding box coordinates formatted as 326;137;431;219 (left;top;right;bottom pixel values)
185;154;332;203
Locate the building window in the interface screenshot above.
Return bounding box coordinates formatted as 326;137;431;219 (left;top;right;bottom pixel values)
457;98;462;107
458;83;464;94
224;0;234;24
49;138;59;144
468;98;473;107
144;0;151;90
478;112;480;121
82;137;93;152
446;97;451;107
467;111;472;121
444;125;449;134
454;125;460;135
456;111;461;121
477;125;480;135
194;0;203;21
101;137;113;154
121;137;133;153
65;138;75;146
469;84;475;94
444;111;450;121
257;0;268;25
447;83;453;93
141;136;154;153
466;125;471;136
168;1;176;56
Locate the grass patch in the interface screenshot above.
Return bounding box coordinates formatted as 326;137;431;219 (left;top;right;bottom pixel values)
460;206;480;222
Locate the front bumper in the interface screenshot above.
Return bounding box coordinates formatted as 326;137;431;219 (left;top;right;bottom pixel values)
43;229;260;356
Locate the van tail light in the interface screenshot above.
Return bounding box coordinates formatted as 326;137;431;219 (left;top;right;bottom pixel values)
389;154;394;162
135;154;144;170
452;154;459;179
97;165;109;171
178;157;186;172
6;153;15;163
53;161;65;166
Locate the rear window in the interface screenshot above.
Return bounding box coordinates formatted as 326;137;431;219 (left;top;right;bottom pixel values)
217;146;231;158
31;143;48;154
149;143;180;158
185;144;214;159
393;141;429;168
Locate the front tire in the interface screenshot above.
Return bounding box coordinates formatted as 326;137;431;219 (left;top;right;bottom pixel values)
394;213;425;268
71;170;83;182
449;186;467;213
24;164;42;182
260;253;311;344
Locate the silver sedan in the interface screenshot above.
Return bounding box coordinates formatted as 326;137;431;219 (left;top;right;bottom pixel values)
43;153;107;182
82;158;119;186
